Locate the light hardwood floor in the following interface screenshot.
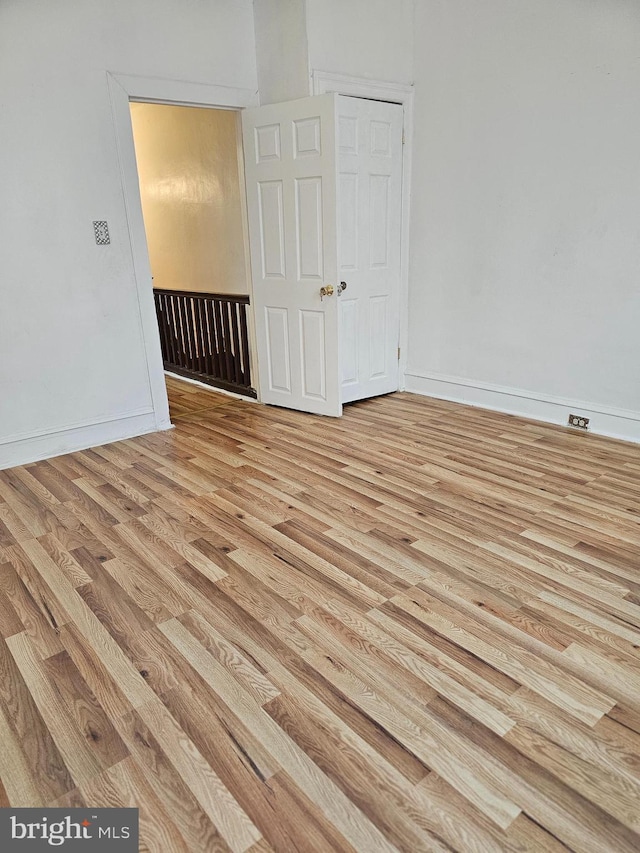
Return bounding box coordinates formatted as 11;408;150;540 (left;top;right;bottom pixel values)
1;374;640;851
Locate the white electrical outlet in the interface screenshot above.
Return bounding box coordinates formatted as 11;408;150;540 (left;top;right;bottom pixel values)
568;413;589;430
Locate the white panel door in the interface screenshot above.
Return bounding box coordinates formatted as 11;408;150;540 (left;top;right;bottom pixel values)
242;95;341;416
337;97;403;403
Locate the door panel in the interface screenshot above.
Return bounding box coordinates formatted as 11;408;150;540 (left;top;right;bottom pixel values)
258;182;285;277
338;172;358;270
300;310;327;399
296;177;324;279
243;95;341;416
369;174;390;267
340;299;358;385
337;97;403;403
264;307;291;393
369;295;388;379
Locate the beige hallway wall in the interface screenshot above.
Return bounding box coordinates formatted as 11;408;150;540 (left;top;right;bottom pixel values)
130;103;249;295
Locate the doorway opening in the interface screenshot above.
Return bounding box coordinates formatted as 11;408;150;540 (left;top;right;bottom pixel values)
129;102;256;398
109;73;412;430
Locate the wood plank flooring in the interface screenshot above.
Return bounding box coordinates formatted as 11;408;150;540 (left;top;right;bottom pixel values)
1;373;640;851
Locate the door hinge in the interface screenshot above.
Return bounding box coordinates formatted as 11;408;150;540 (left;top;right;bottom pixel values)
402;129;405;145
397;346;401;360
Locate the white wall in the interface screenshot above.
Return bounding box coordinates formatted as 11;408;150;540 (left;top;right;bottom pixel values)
253;0;415;104
0;0;257;468
407;0;640;441
253;0;311;104
130;104;249;295
305;0;414;85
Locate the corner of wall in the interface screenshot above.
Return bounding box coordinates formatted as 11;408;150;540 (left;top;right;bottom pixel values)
404;370;640;445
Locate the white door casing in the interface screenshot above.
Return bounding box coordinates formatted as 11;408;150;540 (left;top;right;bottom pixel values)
337;97;404;403
107;73;258;432
242;94;342;416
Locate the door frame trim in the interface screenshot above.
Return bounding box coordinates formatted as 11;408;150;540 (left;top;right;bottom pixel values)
311;70;414;391
106;72;259;427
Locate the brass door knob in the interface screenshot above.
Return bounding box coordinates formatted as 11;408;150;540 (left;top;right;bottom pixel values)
319;284;334;301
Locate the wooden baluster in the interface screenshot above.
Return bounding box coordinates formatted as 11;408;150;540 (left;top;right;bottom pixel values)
231;302;242;387
239;303;251;388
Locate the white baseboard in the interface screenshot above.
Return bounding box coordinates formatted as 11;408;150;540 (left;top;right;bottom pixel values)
404;371;640;445
0;409;173;471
